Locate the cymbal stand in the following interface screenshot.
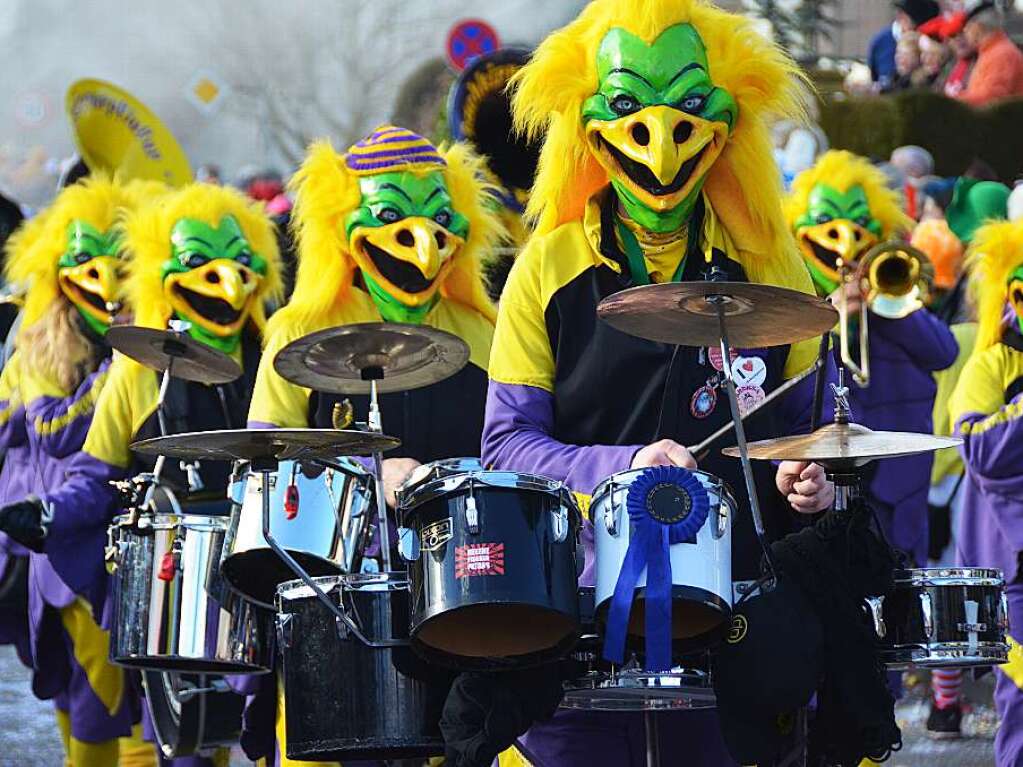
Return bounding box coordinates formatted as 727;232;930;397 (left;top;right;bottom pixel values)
827;373;861;514
645;711;660;767
364;369;394;575
708;291;777;578
149;320;191;493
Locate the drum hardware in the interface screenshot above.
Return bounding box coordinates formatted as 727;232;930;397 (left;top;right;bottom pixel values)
171;676;231;701
836;241;934;387
331;399;355;429
143;670;244;758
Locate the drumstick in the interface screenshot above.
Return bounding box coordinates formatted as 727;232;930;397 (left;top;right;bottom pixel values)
686;358;823;461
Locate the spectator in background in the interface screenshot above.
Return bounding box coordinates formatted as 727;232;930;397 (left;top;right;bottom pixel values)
196;163;222;184
918;33;952;90
893;31;924;91
956;3;1023;106
1009;184;1023;222
938;12;977;97
870;0;941;92
892;145;935;218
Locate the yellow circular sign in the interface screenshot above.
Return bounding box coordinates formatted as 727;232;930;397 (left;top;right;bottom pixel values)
65;78;192;186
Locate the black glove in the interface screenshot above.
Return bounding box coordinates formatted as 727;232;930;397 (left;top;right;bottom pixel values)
0;497;47;552
440;665;565;767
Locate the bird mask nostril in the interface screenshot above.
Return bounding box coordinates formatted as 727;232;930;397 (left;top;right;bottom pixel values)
673;122;693;144
435;231;447;249
828;229;839;240
239;270;249;284
631;123;650;147
88;269;99;280
397;229;415;247
206;271;220;284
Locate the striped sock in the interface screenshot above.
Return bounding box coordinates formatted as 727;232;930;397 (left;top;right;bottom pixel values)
932;668;963;710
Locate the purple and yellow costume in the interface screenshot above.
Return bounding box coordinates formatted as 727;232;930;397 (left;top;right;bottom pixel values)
949;220;1023;767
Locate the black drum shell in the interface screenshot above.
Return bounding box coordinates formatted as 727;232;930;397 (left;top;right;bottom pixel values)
402;482;581;670
878;569;1008;668
276;578;450;761
143;671;243;758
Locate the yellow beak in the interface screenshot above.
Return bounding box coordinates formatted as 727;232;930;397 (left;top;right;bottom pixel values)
351;218;463;307
797;219;879;281
586;106;727;211
58;256;121;323
165;259;259;337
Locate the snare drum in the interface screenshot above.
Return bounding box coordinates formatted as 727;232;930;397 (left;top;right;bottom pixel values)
869;567;1009;669
592;469;734;653
397;462;582;668
143;671;243;758
221;458;373;607
108;512;272;674
275;573;450;761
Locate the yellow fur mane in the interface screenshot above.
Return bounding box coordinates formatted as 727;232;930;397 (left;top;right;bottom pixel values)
968;220;1023;352
784;150;913;240
511;0;811;288
122;183;283;334
277;138;503;339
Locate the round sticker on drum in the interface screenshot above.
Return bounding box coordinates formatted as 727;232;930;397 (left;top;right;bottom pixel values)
731;356;767;388
708;346;738;372
736;384;766;416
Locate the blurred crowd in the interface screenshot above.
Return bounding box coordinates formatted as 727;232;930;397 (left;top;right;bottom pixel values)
857;0;1023;106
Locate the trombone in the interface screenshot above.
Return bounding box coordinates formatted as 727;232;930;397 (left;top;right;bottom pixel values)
836;241;934;388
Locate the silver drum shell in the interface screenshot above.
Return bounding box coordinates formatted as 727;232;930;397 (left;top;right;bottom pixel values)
221;458;374;608
109;513;271;674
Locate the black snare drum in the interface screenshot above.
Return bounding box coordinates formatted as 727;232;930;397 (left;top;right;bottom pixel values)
275;573;450;761
397;464;582;669
869;568;1009;669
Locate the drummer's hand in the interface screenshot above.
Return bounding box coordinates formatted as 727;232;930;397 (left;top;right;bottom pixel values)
829;279;862;317
0;497;47;551
776;461;833;514
631;439;697;471
382;458;422;508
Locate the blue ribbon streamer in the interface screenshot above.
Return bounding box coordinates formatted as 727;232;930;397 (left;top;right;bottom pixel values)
603;466;709;672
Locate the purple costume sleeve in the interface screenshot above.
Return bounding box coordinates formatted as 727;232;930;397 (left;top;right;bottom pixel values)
482;381;640;496
870;309;958;373
777;354;839;437
41;451;124;611
955;395;1023;485
27;360;110;459
0;401;27;449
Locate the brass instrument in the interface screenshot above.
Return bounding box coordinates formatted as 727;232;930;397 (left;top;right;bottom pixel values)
837;241;934;387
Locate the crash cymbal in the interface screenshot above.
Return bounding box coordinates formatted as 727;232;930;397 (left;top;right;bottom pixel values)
722;422;961;470
107;326;241;385
131;428;400;462
597;282;838;348
274;322;470;395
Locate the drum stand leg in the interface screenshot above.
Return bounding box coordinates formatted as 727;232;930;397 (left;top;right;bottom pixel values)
711;297;777;576
645;711;660;767
367;378;393;574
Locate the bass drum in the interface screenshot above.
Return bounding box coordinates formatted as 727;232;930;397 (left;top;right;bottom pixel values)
276;573;451;762
869;567;1009;668
143;670;243;758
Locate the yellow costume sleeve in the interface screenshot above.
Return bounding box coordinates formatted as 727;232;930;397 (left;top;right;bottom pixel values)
0;351;25;437
248;322;317;429
81;357;157;469
949;345;1016;429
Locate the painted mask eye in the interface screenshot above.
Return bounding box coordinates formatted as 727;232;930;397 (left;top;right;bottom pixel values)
73;251;92;265
855;216;872;228
433;210;452;229
236;251;253;268
679;94;706;114
377;208;401;224
610;94;641;116
815;214;833;225
184;252;209;269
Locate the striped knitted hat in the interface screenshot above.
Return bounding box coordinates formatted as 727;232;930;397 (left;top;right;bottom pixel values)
344;125;446;176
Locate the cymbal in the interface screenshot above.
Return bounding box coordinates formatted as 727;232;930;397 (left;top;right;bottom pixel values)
107;326;241;385
274;322;470;395
722;422;961;470
597;282;838;348
131;428;400;462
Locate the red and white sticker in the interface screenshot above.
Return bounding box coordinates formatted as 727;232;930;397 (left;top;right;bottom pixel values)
731;356;767;388
708;347;739;372
455;543;505;578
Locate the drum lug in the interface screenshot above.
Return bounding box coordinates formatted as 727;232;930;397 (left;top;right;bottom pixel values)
603;503;619;537
398;527;421;561
920;591;934;639
465;495;480;535
865;596;886;639
276;613;293;650
1001;591;1011;633
551;506;569;543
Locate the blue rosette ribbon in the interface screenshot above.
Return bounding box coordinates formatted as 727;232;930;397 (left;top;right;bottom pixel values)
602;466;710;672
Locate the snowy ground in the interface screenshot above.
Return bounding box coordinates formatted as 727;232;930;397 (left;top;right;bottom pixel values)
0;645;998;766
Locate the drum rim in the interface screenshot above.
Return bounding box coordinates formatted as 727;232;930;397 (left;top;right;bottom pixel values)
112;513;230;532
276;571;410;601
400;457;485;491
893;567;1004;585
397;469;579;513
111;654;272;674
590;468;739;512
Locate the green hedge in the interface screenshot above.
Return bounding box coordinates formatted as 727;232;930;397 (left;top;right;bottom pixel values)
818;91;1023;182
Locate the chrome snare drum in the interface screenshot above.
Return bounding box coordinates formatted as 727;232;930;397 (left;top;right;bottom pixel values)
221;458;374;607
397;462;582;669
108;512;271;674
592;468;734;653
869;567;1009;669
